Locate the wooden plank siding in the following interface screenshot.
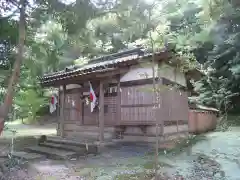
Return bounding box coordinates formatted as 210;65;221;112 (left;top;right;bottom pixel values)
61;91;83;132
156;89;189;122
82;104;98;125
120;84;189;125
60;80;189;138
62;90;117;127
120;84;154;124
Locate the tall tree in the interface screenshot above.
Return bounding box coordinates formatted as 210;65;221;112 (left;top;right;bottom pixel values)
0;0;26;129
194;0;240;113
0;9;18;102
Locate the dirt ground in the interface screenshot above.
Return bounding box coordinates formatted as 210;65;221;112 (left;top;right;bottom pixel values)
1;124;240;180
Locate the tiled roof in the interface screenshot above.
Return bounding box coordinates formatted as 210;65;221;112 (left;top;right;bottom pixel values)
41;54;139;80
40;47;169;84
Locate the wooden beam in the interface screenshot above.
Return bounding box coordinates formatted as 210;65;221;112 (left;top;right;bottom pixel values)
116;75;121;125
99;80;104;142
108;78;159;87
60;85;66;137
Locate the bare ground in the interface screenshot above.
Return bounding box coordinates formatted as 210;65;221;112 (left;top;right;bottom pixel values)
1;124;240;180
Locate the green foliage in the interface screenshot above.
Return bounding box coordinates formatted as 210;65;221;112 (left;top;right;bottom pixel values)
194;75;236;110
2;0;240;119
28;20;72;74
0;16;18;96
14;88;47;121
192;1;240;113
1;0;203;121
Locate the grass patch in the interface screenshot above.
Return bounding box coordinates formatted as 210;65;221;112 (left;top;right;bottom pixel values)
0;123;54;152
0;136;38;151
143;161;173;170
216;115;240;132
114;171;154;180
155;135;206;156
215;114;240;132
1;124;56;138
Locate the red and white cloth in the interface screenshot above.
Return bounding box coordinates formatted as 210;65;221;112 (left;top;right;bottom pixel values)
89;81;97;112
50;94;57;113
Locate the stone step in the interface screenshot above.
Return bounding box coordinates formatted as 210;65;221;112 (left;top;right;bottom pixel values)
46;137;98;154
24;146;77;160
39;142;86;155
11;151;45;161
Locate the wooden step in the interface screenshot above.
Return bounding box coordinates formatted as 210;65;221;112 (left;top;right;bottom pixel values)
24;146;77;160
11;151;45;161
39;142;86;154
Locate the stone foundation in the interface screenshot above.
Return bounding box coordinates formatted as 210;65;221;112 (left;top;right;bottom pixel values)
116;124;188;136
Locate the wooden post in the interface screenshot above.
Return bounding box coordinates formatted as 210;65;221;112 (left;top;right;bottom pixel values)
58;87;61;119
99;80;104;142
80;91;83;125
116;75;121;125
60;85;66;137
56;87;61;136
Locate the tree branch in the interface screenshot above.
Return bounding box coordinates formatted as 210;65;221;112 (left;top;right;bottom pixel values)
1;8;19;19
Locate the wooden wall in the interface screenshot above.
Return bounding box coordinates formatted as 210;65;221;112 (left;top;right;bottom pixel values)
121;84;155;125
156;89;189;123
120;83;189;126
117;83;189;138
59;82;188;125
82;96;117;126
59;90;82;135
59;89;118;129
189;110;217;134
104;96;117;125
58;80;189;138
82;103;98;125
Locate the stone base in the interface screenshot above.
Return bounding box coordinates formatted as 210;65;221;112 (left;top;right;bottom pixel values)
113;131;189;150
116;125;188;136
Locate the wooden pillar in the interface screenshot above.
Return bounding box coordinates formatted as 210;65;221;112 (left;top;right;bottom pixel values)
79;84;84;125
79;91;83;126
57;87;61;136
116;75;121;125
57;87;61;119
99;80;104;142
60;85;66;137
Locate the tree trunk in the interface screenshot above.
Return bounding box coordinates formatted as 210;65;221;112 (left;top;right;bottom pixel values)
0;0;26;131
148;8;159;180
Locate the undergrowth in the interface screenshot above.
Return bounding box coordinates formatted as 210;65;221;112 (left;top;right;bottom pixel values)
216;115;240;132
